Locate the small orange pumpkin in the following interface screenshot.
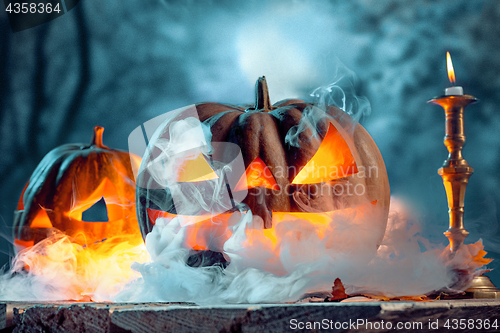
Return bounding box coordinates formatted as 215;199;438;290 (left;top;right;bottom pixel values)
13;126;142;250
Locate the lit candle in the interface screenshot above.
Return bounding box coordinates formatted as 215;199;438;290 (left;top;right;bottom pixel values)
445;52;464;96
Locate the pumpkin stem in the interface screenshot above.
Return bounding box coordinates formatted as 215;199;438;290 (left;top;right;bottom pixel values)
248;76;273;112
91;126;109;149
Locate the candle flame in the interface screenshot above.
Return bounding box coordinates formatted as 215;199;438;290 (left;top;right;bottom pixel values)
446;51;456;85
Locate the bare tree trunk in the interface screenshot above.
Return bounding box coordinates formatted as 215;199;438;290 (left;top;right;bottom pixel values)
27;24;49;162
55;2;90;146
0;18;10;126
0;19;11;174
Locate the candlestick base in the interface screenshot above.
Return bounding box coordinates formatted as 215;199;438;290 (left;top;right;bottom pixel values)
465;275;500;299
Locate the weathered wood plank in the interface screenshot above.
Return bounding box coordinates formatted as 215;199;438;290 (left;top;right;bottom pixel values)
4;300;500;333
110;303;382;333
0;302;5;329
13;304;111;333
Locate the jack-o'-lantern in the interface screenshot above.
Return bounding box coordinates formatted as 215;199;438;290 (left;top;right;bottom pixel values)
136;77;390;266
13;126;142;251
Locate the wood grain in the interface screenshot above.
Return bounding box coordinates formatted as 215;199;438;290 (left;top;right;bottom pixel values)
4;300;500;333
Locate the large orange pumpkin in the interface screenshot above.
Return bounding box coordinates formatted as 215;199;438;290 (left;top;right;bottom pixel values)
13;126;142;251
136;77;390;263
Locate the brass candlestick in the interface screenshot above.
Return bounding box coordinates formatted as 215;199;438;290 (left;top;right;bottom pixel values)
429;94;500;298
428;94;476;253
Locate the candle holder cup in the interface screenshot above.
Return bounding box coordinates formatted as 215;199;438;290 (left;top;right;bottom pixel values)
428;94;500;298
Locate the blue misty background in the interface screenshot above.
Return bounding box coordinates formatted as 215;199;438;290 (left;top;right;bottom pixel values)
1;1;500;286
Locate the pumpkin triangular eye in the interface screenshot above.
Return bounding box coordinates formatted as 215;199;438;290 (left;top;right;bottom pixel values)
176;153;219;182
292;123;358;184
67;178;117;221
234;156;279;191
82;197;109;222
30;208;53;228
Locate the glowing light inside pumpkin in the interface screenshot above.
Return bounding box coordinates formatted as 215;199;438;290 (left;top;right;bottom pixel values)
139;201;492;298
234;156;279;191
30;209;53;228
10;232;149;301
446;51;456;85
176;153;219;182
67;178;119;221
292;123;358;184
15;176;144;250
147;200;378;265
20;176;142;246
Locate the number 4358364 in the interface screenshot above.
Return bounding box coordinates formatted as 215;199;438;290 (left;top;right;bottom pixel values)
444;318;498;330
6;2;61;14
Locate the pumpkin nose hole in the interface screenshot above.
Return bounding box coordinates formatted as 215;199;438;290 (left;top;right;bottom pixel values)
82;197;109;222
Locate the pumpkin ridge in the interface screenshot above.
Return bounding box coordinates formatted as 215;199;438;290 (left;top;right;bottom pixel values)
21;166;60;231
272;99;307;108
196;102;245;122
203;110;243;143
233;111;290;220
21;148;79;228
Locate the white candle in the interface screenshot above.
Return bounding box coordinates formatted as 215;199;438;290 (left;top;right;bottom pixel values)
445;86;463;96
445;52;463;96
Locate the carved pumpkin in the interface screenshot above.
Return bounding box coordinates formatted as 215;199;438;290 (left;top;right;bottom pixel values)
136;77;390;262
13;126;142;251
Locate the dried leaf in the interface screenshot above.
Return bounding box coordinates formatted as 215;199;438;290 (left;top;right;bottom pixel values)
327;278;348;301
